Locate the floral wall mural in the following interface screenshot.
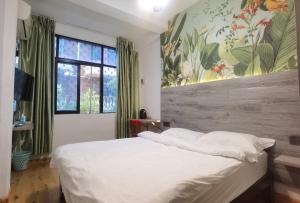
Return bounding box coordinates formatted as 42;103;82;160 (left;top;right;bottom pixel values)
161;0;297;87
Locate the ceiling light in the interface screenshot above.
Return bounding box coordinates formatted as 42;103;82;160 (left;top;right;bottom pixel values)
138;0;170;12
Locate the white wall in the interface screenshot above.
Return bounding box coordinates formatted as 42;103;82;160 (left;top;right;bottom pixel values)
136;34;161;119
53;114;116;149
0;0;18;198
55;23;116;47
53;23;116;150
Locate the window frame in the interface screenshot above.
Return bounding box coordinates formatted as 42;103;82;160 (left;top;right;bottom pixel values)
54;34;117;114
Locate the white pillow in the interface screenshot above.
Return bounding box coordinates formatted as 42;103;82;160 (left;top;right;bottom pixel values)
139;130;247;161
161;128;204;142
192;142;247;161
197;131;275;162
259;138;276;149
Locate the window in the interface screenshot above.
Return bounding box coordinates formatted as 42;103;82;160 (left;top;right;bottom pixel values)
80;65;100;114
55;35;117;114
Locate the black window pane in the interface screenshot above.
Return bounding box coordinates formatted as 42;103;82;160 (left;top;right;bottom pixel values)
103;48;117;66
80;66;100;114
55;36;117;114
103;66;117;112
58;38;78;60
78;43;101;63
92;46;101;63
79;42;92;62
54;36;56;58
56;63;78;111
58;37;102;63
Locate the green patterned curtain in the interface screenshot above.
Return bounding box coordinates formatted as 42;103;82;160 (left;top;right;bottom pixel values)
116;37;140;139
20;15;55;155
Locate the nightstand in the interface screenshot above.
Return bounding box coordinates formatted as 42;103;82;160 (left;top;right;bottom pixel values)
274;155;300;168
130;119;160;137
273;155;300;203
13;122;34;132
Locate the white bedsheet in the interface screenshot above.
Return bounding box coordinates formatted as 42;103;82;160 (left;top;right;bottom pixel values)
52;135;264;203
198;152;267;203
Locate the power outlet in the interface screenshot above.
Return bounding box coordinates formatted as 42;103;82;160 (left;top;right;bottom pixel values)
289;135;300;146
163;121;170;127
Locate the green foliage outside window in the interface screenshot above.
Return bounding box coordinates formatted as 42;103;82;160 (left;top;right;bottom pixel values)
80;88;100;114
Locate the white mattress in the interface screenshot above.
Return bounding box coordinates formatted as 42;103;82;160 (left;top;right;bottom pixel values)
53;136;267;203
198;152;268;203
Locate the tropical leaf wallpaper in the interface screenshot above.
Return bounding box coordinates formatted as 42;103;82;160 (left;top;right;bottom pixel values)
161;0;297;87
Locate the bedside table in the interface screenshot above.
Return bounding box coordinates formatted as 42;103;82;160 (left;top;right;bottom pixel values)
274;155;300;168
13;122;34;132
273;155;300;203
130;119;160;137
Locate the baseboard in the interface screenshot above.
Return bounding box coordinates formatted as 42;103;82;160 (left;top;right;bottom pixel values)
274;182;300;203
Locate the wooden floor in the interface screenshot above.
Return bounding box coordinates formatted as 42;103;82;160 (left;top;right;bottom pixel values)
9;159;62;203
275;193;300;203
8;159;300;203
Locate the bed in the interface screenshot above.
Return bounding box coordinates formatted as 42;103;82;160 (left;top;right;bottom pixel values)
52;129;275;203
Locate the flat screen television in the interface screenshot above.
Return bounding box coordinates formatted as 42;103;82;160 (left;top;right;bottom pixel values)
14;68;34;101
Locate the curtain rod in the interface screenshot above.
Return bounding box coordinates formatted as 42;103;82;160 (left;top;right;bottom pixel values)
31;12;55;21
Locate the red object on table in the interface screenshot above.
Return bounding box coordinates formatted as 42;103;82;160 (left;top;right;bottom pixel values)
130;119;143;137
130;119;142;126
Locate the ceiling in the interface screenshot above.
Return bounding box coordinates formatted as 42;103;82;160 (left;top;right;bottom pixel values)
25;0;199;42
65;0;200;32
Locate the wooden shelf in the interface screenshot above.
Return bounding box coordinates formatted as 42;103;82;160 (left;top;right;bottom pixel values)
274;155;300;168
138;119;160;125
130;119;161;137
13;122;34;132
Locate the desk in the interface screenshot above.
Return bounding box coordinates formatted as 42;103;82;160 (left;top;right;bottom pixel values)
130;119;160;137
13;122;34;132
12;122;34;171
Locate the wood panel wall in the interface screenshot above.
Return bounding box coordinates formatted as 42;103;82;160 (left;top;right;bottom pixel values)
161;69;300;187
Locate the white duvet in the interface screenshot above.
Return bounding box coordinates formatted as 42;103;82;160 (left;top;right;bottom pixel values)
52;132;246;203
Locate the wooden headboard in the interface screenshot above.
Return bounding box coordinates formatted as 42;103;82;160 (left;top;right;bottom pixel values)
161;69;300;187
